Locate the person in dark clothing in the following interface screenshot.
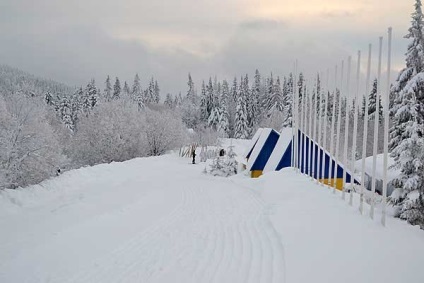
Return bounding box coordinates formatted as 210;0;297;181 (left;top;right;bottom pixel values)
191;149;196;164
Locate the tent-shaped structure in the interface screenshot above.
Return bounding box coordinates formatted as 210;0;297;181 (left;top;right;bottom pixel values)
265;128;358;190
244;128;263;160
245;128;280;178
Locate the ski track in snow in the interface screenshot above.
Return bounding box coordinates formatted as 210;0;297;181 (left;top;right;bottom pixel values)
5;157;285;283
63;179;285;283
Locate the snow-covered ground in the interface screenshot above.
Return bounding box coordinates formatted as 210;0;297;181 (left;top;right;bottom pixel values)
1;150;423;282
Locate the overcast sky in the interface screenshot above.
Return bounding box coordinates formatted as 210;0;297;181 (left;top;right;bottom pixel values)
0;0;414;95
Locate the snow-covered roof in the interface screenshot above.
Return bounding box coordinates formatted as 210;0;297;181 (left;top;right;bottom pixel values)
246;128;274;171
354;154;399;182
264;127;293;172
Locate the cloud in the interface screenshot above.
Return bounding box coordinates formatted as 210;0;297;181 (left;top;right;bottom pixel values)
320;9;357;19
0;0;412;96
239;19;285;30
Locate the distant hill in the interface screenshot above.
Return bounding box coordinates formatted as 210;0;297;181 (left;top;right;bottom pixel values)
0;65;74;98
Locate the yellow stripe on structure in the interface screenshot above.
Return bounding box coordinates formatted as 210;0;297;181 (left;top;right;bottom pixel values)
318;178;344;191
251;170;263;178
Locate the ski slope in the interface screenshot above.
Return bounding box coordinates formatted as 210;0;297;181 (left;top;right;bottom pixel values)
1;153;423;282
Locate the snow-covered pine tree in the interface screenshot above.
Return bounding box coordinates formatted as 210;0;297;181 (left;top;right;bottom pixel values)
313;74;321;115
200;81;208;123
86;79;98;110
176;92;183;107
226;79;237;137
269;76;284;114
104;75;112;101
187;73;196;104
219;80;231;136
154;80;160;103
132;74;144;110
59;96;74;131
367;79;383;121
266;73;275;116
44;91;54;106
282;74;294;128
389;0;424;228
208;80;221;130
206;78;214;120
252;69;262;125
298;72;305;103
113;77;121;100
164;93;174;108
145;78;155;104
80;85;91;116
123;81;130;97
234;76;249;139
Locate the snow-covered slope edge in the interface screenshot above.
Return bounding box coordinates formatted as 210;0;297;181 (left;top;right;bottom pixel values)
233;169;424;283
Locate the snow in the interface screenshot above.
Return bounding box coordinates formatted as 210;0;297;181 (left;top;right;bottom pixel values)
0;149;423;282
355;153;400;181
246;128;274;171
263;127;292;172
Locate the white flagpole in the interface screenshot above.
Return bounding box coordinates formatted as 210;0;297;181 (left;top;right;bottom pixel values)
302;79;307;174
350;51;362;204
308;81;314;177
294;61;299;171
371;37;383;220
329;65;338;188
299;77;304;174
382;28;392;226
322;69;330;184
317;72;324;184
312;75;319;181
335;59;346;194
360;44;373;212
291;63;296;168
341;57;351;197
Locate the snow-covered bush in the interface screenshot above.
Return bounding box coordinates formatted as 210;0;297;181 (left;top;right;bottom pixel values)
0;95;65;189
208;155;238;177
68;99;148;166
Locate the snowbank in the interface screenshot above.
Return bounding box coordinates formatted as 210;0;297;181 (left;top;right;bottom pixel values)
240;169;424;283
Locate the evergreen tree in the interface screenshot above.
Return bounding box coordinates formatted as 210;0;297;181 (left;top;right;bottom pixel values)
154;80;160;103
200;81;208;122
234;76;249;139
266;73;275;116
123;81;130;97
206;78;214;120
104;75;112;101
80;85;91;115
282;74;294;128
220;80;231;136
367;79;383;121
267;75;284;116
86;79;98;110
60;96;74;131
389;0;424;228
251;69;262;125
187;73;196;103
44;91;54;106
231;77;238;103
113;77;121;100
132;74;144;110
298;72;305;102
164;93;174;108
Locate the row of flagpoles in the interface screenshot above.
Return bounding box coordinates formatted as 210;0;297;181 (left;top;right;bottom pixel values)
290;27;393;226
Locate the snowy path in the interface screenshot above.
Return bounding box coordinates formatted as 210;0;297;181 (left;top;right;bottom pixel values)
2;154;423;283
0;156;285;283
